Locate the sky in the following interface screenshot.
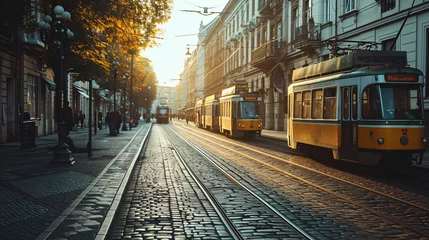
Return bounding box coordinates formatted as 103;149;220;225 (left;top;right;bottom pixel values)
141;0;230;88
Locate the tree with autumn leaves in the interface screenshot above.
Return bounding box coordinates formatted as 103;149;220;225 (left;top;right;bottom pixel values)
1;0;172;110
60;0;172;109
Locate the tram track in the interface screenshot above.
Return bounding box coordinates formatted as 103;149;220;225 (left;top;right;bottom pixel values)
174;122;429;209
171;122;429;238
162;126;315;240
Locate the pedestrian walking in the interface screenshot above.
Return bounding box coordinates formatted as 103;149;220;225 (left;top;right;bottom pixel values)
73;111;78;130
116;111;122;134
79;110;85;128
63;101;75;150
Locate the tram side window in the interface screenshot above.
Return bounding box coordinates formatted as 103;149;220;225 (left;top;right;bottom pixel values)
362;85;382;119
207;105;212;117
312;89;323;119
294;92;302;118
323;88;337;119
302;91;311;118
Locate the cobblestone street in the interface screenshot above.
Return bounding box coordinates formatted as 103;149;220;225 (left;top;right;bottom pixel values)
1;120;429;239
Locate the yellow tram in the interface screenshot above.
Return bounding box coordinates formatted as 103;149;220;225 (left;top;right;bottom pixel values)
156;105;170;123
287;51;426;165
219;86;263;138
203;95;220;132
194;99;204;128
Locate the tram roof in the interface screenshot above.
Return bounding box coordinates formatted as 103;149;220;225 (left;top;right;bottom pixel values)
292;51;408;82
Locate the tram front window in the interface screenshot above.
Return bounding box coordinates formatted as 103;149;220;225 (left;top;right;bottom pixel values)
159;109;167;115
362;84;422;120
240;101;261;119
380;85;422;120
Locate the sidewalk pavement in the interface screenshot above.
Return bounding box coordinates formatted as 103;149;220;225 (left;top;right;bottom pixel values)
0;122;150;240
260;129;429;169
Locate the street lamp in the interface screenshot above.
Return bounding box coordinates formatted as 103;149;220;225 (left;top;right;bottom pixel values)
185;44;192;56
113;61;119;111
39;5;74;164
128;49;137;129
122;73;129;131
109;61;119;136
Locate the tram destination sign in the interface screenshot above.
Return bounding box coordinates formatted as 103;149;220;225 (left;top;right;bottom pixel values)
385;74;417;82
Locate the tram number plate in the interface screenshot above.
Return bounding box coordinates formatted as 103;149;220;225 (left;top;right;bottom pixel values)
401;128;408;135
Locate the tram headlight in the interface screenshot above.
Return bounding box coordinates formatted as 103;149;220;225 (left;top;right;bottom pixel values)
422;137;427;144
242;124;245;128
377;138;384;144
258;124;262;128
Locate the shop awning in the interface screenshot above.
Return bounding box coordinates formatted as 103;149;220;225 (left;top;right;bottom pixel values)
41;75;56;91
73;83;85;92
78;90;90;99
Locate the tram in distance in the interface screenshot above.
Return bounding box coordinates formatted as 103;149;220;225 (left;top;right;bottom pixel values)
194;86;263;138
287;50;426;166
156;105;170;123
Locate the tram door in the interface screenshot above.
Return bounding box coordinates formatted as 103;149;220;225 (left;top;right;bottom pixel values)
340;86;358;160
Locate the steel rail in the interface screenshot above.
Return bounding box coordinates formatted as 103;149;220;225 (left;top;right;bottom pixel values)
174;122;429;212
160;129;243;240
167;126;315;240
174;123;429;238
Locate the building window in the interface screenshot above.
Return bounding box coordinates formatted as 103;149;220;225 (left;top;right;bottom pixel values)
382;38;396;51
291;7;298;41
303;0;309;24
232;20;235;34
345;0;355;13
381;0;395;13
251;0;255;16
323;0;330;23
241;8;244;27
27;74;39;118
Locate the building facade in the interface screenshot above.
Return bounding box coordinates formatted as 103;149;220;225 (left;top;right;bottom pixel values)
182;0;429;132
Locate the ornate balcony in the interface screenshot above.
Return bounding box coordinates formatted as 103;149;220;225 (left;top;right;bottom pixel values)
293;22;322;55
258;0;282;18
251;41;286;73
258;0;272;16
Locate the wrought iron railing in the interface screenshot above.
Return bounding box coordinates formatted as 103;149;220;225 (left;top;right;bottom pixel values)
294;23;321;42
251;41;286;64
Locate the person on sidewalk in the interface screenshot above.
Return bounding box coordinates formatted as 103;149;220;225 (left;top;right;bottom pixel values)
73;111;78;130
79;110;85;129
63;101;76;150
116;110;122;134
